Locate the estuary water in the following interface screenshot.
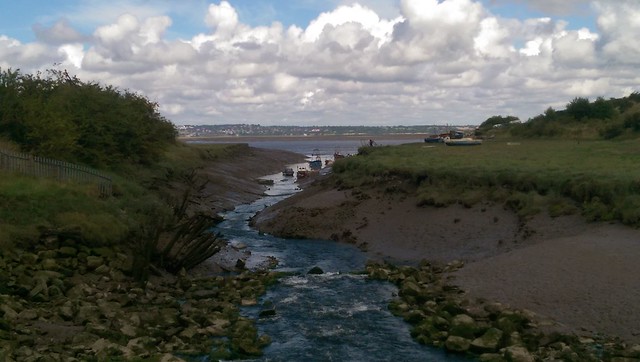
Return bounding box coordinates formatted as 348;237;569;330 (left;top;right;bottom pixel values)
188;135;426;159
210;171;469;361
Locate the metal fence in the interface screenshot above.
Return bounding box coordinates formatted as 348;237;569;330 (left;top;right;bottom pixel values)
0;148;112;197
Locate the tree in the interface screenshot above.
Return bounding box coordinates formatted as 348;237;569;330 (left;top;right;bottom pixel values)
566;97;591;121
0;68;177;168
591;96;615;120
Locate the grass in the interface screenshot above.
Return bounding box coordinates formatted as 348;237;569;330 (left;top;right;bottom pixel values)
0;174;132;249
0;142;245;251
333;139;640;226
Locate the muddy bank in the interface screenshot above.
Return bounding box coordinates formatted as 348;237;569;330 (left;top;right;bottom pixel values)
188;144;305;215
251;179;640;344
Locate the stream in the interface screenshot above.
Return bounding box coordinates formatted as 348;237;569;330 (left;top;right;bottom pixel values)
210;168;469;361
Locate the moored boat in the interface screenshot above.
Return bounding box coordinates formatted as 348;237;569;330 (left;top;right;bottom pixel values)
424;135;444;143
282;167;295;176
444;137;482;146
308;148;322;170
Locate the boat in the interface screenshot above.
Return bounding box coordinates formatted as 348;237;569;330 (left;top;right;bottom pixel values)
308;149;322;170
444;137;482;146
282;167;295;177
309;159;322;170
424;135;444;143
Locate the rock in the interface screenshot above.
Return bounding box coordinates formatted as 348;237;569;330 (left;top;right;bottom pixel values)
235;259;246;270
120;324;138;338
91;337;123;357
18;309;38;320
126;336;156;355
497;311;529;334
94;264;110;275
58;301;76;321
20;253;38;266
484;302;507;316
58;246;77;257
189;290;218;300
307;266;324;274
504;346;535;362
449;314;479;339
471;327;504;352
91;247;115;259
445;335;471;352
257;334;272;347
403;309;426;324
399;280;421;297
85;256;104;270
258;308;276;318
478;353;505;362
204;318;231;336
234;242;248;250
179;326;198;340
41;258;59;270
159;353;187;362
75;305;101;324
28;278;48;300
71;331;99;345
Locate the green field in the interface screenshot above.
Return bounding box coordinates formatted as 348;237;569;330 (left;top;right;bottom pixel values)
332;139;640;226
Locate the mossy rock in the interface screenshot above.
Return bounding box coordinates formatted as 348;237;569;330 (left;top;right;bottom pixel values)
449;314;480;339
445;335;471;353
471;327;504;353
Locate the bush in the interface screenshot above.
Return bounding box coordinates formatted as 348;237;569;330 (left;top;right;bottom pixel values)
0;68;177;169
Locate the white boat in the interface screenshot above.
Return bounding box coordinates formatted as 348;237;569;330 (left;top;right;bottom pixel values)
444;137;482;146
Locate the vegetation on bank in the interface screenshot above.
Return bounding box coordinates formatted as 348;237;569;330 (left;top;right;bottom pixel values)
0;68;242;276
476;92;640;140
331;92;640;227
0;68;283;359
334;139;640;226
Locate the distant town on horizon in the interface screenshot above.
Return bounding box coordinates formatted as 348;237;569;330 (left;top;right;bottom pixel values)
177;124;478;138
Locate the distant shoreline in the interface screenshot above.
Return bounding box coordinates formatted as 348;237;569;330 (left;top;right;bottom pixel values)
179;134;429;142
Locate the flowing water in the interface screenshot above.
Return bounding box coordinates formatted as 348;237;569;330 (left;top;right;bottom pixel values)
209;170;469;362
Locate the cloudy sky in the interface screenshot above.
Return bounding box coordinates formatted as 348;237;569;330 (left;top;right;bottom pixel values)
1;0;638;126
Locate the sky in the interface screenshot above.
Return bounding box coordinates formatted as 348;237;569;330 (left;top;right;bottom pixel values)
0;0;638;126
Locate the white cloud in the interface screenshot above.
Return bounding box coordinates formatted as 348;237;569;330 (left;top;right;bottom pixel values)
33;19;86;44
552;30;597;67
58;44;84;68
1;0;639;126
303;3;399;45
594;0;640;64
205;1;239;35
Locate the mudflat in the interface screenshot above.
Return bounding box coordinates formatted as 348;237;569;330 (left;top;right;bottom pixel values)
251;179;640;344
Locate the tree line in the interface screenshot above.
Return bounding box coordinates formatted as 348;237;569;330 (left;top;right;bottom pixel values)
0;68;177;169
476;92;640;139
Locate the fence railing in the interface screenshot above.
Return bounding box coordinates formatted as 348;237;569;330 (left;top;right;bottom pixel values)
0;149;112;197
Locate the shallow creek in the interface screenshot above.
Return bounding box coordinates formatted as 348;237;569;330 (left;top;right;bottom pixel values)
209;169;468;361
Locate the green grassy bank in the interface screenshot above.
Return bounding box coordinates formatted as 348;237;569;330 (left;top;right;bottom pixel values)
333;139;640;226
0;142;240;256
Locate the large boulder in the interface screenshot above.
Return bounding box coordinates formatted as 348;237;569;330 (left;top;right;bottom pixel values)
504;346;535;362
307;266;324;274
445;335;471;352
449;314;479;339
86;256;104;270
471;327;504;353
